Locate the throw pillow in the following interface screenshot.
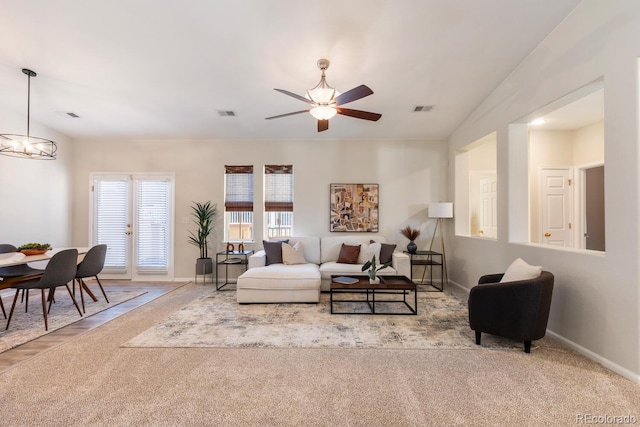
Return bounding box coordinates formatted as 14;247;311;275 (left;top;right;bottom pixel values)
336;243;361;264
371;240;397;264
357;242;382;265
282;242;307;265
500;258;542;283
263;240;289;265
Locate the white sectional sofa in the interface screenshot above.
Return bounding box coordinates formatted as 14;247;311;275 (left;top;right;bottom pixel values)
236;235;410;303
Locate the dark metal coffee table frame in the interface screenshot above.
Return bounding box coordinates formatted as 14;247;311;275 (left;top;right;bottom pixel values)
330;275;417;315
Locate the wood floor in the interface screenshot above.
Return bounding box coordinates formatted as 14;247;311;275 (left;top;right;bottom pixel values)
0;280;186;373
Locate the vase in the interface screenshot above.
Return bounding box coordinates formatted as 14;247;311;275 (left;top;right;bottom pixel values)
369;277;380;284
196;257;213;275
407;240;417;254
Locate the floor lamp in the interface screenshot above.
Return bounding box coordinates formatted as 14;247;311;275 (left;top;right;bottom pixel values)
428;202;453;286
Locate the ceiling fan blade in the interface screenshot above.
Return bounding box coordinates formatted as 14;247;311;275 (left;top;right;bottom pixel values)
318;120;329;132
333;85;374;106
337;108;382;121
265;110;309;120
274;88;315;105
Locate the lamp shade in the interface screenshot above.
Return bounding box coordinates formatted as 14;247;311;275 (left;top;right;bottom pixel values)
428;202;453;219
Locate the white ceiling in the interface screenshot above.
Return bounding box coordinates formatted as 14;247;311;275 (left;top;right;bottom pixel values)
0;0;582;141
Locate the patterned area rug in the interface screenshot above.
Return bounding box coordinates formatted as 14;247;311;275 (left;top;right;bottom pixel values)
124;290;526;350
0;289;146;353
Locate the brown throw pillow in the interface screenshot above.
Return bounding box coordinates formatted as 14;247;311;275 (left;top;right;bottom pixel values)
370;240;396;264
337;243;361;264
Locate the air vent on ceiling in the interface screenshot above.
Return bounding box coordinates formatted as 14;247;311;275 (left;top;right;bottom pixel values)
413;105;434;112
217;110;237;117
66;112;80;118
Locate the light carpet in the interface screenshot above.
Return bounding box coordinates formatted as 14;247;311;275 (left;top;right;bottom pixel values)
0;289;146;353
124;289;527;350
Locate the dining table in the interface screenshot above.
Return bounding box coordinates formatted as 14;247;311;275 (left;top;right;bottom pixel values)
0;247;94;299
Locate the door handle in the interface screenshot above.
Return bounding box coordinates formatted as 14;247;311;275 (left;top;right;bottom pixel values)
544;232;551;237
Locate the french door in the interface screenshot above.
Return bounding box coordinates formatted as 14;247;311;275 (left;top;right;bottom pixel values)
90;173;175;280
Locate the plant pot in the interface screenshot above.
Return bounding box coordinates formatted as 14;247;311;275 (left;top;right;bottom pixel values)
369;277;380;285
196;257;213;275
407;240;417;254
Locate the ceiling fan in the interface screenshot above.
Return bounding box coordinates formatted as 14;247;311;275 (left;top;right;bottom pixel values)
265;58;382;132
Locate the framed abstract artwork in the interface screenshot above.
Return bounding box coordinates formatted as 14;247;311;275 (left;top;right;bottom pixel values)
330;183;379;232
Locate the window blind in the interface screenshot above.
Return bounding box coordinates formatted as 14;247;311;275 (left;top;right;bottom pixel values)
135;179;170;274
94;178;129;272
264;164;293;212
225;165;254;212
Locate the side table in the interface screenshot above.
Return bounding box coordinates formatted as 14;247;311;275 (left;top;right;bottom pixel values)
403;250;444;292
215;250;254;290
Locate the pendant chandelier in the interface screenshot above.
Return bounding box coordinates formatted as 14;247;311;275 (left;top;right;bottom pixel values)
0;68;57;160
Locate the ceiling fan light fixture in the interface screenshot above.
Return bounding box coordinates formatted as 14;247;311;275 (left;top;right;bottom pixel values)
310;105;338;120
265;58;381;132
0;69;57;160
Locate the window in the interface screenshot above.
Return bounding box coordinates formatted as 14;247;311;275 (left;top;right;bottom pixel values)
455;132;497;239
135;179;171;274
224;165;254;242
509;80;604;251
264;165;293;238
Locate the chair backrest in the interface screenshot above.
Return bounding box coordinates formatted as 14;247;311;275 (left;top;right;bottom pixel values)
75;244;107;278
39;249;79;289
0;244;17;254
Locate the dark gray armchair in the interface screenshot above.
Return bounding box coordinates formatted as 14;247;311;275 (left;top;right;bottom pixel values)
468;271;554;353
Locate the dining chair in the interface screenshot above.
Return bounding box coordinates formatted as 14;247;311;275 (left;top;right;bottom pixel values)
0;243;45;314
5;249;82;331
74;244;108;313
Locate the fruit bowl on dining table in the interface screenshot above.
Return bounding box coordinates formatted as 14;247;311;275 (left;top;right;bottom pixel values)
17;243;52;256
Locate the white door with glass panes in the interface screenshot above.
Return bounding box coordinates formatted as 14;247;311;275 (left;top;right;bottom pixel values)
91;173;174;280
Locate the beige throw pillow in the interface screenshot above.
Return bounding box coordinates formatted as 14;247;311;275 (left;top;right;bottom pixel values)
500;258;542;283
282;241;308;265
357;242;382;265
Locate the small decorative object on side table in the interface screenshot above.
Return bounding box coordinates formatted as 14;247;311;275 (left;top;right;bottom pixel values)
400;226;420;254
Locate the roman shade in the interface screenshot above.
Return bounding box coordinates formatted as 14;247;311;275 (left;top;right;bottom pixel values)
225;165;254;212
264;164;293;212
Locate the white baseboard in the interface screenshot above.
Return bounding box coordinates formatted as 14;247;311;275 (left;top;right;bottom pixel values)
444;280;470;300
546;330;640;384
448;280;639;384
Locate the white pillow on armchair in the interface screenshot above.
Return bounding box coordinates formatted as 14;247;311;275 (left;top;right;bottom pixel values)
500;258;542;283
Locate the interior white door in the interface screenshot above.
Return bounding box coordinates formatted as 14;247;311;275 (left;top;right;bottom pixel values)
91;173;174;280
479;176;497;238
540;168;573;247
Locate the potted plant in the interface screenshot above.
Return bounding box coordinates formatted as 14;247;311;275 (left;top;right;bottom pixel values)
188;201;218;277
400;225;420;254
361;255;391;284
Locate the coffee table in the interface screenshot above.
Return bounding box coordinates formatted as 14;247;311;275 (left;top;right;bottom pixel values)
330;275;417;315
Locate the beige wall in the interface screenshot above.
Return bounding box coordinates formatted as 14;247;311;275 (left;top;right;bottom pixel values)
573;120;604;165
448;1;640;380
0;108;74;247
70;138;448;280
